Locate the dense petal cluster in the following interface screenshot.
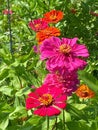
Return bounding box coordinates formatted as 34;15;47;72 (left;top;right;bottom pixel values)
26;85;67;116
43;73;79;96
75;84;95;99
36;27;60;44
43;10;64;23
40;36;89;74
28;19;48;32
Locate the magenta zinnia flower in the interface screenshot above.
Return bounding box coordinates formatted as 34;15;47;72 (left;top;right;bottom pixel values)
28;18;48;32
26;85;67;116
40;36;89;74
43;73;79;96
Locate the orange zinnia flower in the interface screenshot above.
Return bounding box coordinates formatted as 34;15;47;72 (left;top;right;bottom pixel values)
43;10;64;23
36;27;61;44
75;84;95;99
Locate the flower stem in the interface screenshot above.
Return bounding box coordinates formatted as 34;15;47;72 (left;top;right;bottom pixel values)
55;116;58;130
7;0;13;54
63;110;65;130
46;116;49;130
52;116;58;130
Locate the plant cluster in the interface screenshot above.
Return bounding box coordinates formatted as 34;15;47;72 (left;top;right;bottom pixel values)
0;0;98;130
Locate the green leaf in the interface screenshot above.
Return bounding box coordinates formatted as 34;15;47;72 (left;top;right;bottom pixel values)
66;120;96;130
71;103;87;110
0;86;12;96
65;111;71;122
0;118;9;130
0;68;9;80
18;50;34;63
67;104;88;121
59;110;71;122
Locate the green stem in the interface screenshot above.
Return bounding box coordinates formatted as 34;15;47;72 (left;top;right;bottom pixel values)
63;110;65;130
46;116;49;130
7;0;13;54
52;116;58;130
55;116;58;130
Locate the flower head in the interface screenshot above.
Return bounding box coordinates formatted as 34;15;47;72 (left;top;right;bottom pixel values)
75;84;95;99
26;85;67;116
43;10;64;23
36;27;60;44
40;36;89;74
44;73;79;96
28;18;48;32
3;9;13;15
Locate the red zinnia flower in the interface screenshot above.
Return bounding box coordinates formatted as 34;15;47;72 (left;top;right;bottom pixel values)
43;10;64;23
26;85;67;116
75;84;95;99
36;27;60;44
3;9;13;15
28;18;48;32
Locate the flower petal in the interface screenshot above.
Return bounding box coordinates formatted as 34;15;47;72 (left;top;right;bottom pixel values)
26;97;40;110
34;107;47;116
72;44;89;57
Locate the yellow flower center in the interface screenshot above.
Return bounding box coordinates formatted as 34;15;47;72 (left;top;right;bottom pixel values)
35;24;40;28
50;15;57;20
39;94;53;106
59;44;71;54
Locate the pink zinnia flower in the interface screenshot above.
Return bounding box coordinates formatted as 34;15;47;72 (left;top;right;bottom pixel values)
3;9;13;15
28;18;48;32
26;85;67;116
40;36;89;74
44;73;79;96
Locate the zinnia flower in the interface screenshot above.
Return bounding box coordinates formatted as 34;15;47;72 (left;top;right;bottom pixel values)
43;73;79;96
75;84;95;99
28;18;48;32
26;85;67;116
3;9;13;15
40;36;89;74
36;27;60;44
43;10;64;23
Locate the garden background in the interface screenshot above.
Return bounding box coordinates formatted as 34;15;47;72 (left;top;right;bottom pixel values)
0;0;98;130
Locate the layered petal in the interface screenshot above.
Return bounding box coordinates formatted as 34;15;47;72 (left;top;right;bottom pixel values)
40;36;89;73
28;18;48;32
43;10;64;23
72;44;89;57
26;84;67;116
36;27;60;44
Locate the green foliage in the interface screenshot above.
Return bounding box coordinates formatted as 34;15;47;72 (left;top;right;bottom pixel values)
0;0;98;130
